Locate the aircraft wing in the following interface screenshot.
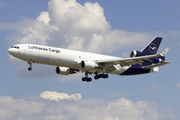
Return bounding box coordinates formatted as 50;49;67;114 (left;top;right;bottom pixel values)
96;53;162;67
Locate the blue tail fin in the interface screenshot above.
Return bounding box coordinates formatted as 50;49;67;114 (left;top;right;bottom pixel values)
141;37;162;55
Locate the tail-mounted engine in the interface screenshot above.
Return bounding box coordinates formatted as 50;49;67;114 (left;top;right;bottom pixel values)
130;50;145;57
56;66;76;75
81;60;99;70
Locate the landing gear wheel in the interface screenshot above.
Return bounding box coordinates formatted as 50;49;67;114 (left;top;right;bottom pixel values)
82;77;92;82
82;77;86;82
28;67;32;71
98;74;103;78
94;75;99;80
94;74;109;80
87;77;92;82
103;74;109;79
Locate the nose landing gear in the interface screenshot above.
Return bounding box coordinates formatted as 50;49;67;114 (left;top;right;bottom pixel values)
28;61;32;71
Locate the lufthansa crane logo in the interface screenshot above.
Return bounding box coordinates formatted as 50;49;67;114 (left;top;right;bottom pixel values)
149;43;157;53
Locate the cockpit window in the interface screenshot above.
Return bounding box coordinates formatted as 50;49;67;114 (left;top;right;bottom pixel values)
11;46;19;49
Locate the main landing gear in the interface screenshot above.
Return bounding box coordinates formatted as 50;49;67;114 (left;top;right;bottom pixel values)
82;77;92;82
28;61;32;71
82;72;92;82
82;73;109;82
94;74;108;80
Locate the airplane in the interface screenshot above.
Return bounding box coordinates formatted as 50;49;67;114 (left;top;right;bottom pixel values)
8;37;171;82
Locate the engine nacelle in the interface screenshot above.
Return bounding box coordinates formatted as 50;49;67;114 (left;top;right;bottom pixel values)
81;61;98;70
56;66;75;75
130;50;145;57
151;57;163;64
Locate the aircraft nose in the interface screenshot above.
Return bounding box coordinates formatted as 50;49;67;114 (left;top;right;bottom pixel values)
8;48;14;55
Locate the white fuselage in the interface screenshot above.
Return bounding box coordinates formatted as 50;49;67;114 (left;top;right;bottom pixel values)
8;44;129;75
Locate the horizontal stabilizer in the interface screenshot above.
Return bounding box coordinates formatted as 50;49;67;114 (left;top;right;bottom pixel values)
142;61;171;69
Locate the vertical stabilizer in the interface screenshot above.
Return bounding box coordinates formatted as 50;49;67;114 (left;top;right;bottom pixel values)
141;37;162;55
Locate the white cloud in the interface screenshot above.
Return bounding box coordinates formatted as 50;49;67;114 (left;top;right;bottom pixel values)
0;91;177;120
3;0;154;52
40;91;82;101
36;11;50;24
151;83;162;90
3;0;161;78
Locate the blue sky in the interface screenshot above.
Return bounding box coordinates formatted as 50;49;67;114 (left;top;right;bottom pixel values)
0;0;180;119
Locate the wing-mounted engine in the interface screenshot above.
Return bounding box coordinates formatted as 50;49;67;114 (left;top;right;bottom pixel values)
147;56;165;64
56;66;77;75
81;60;99;70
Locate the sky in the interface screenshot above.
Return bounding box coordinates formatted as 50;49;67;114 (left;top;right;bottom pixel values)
0;0;180;119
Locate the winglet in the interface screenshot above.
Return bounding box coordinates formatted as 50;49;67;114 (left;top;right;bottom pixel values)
161;48;169;56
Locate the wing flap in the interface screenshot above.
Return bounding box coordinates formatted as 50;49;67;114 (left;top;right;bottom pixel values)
97;53;162;67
